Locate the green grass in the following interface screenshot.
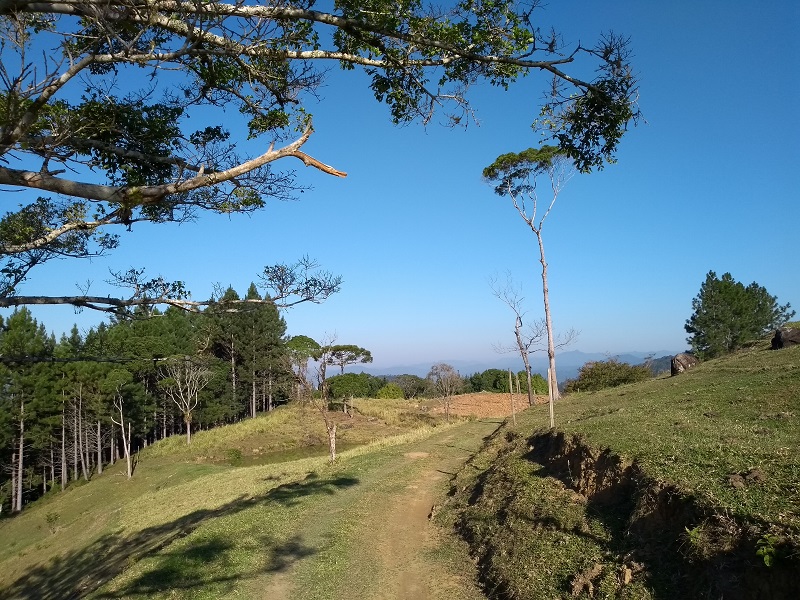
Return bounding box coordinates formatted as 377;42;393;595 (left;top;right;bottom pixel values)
0;398;452;598
141;400;424;463
441;342;800;599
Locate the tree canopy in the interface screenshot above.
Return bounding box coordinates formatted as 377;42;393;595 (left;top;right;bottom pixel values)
685;271;795;359
0;0;638;312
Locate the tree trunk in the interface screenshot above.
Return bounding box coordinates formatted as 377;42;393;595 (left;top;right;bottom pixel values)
96;421;103;475
327;422;337;463
114;396;132;479
127;422;132;477
72;406;78;481
536;230;559;426
61;402;67;491
11;452;17;512
251;375;256;419
110;423;116;465
508;369;516;426
77;390;89;480
230;337;237;411
185;414;192;445
548;368;555;429
514;316;536;407
16;398;24;512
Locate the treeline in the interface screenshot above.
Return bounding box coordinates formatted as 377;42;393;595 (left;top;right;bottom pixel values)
324;368;549;402
0;287;548;514
0;284;290;514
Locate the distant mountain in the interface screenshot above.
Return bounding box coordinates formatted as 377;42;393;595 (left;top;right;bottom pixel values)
359;349;683;380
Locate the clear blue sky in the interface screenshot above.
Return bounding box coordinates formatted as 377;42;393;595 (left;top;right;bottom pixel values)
8;1;800;372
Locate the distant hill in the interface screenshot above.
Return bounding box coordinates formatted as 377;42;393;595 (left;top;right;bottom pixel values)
359;349;683;380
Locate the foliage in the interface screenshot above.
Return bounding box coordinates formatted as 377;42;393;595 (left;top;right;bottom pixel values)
0;0;638;312
390;374;427;399
376;383;405;400
563;358;651;393
685;271;795;359
325;345;373;375
0;285;297;511
327;372;385;400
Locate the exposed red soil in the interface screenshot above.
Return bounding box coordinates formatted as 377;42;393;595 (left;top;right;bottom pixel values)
431;392;548;418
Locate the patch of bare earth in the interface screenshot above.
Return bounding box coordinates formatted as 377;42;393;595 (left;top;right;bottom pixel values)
431;392;547;419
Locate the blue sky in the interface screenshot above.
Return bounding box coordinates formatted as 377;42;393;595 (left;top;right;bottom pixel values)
7;1;800;373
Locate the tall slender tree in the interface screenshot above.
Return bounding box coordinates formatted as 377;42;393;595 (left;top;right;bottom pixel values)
484;147;575;427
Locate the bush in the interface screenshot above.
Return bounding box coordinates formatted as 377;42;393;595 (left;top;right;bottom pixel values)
563;359;651;393
376;383;405;399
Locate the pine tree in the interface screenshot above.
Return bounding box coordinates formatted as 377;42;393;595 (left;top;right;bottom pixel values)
0;309;56;511
685;271;795;359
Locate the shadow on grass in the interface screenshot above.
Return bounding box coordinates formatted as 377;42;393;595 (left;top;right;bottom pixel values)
0;474;359;600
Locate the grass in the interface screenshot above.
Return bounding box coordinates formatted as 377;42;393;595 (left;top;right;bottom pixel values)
0;400;468;600
141;399;422;463
440;341;800;599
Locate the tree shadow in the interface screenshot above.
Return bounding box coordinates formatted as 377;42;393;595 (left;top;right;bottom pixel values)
0;473;359;599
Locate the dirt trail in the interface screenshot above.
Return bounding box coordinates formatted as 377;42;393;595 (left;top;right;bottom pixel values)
257;420;501;600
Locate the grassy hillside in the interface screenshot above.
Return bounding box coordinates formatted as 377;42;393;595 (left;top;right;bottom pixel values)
0;399;445;598
439;341;800;599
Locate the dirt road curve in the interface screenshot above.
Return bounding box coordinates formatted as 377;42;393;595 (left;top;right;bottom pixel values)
257;419;502;600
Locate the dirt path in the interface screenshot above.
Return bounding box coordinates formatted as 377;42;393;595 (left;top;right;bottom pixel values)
256;420;501;600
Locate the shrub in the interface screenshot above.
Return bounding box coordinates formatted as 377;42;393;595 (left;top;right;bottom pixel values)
376;383;405;399
563;359;651;393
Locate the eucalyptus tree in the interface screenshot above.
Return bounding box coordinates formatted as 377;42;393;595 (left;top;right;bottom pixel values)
0;0;637;313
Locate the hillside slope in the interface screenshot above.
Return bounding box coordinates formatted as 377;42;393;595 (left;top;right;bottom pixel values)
440;342;800;599
0;399;502;599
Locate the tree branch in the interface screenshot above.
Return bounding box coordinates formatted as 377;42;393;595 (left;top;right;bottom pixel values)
0;123;345;204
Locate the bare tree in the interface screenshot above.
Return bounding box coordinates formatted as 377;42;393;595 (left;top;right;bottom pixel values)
313;336;339;462
427;363;462;423
160;358;212;445
106;370;134;479
484;148;575;427
491;274;546;408
490;273;578;413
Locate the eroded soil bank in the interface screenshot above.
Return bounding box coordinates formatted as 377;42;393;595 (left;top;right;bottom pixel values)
444;426;799;599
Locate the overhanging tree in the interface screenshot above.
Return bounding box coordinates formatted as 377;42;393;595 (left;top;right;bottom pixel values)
685;271;795;359
0;0;637;312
